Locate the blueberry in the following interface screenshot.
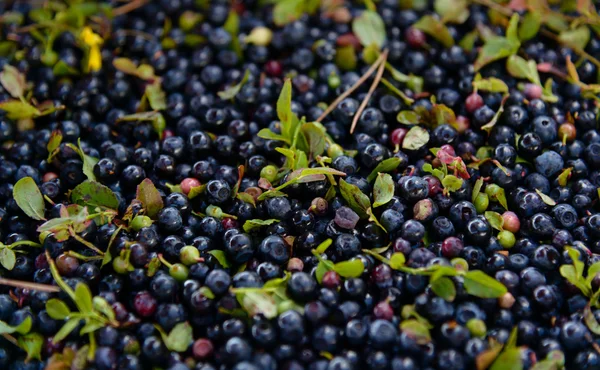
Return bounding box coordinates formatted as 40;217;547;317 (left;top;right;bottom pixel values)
534;151;564;177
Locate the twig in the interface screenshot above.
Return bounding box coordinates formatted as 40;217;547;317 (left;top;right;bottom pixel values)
316;50;387;123
112;0;149;17
0;277;60;292
350;49;388;134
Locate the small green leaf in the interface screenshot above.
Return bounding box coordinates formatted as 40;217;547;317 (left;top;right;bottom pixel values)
518;12;542;41
459;29;479;51
92;296;115;322
389;253;406;269
352;10;386;49
218;69;250;100
0;100;40;120
506;55;540;85
560;264;590;296
47;130;62;161
339;179;370;219
315;239;333;254
315;259;333;284
441;175;463;192
490;348;523;370
46;298;71;320
208;250;231;268
402;126;429;150
75;283;93;314
400;319;431;344
484;211;504;231
71;180;119;210
373;173;395;208
558;26;590;50
472;178;484;203
0;65;26;98
53;60;80;77
333;259;365;278
79;319;105;335
165;322;193;352
13;177;46;220
584;304;600;334
66;139;98;181
367;158;401;182
144;81;166;111
53;317;80;343
557;167;572;187
0;248;16;270
472;75;509;93
413;15;454;47
0;316;31;335
422;163;445;182
463;270;507;298
237;290;278;319
535;189;557;206
273;0;304;26
243;219;279;233
136;179;164;219
223;10;242;58
474;14;521;70
277;79;299;142
430;276;456;301
301;122;328;159
18;332;43;361
434;0;469;24
396;110;419;125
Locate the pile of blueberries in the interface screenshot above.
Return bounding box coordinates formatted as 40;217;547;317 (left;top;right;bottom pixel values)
1;0;600;369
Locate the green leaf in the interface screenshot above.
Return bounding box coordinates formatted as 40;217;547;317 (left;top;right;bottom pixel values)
208;250;231;268
560;264;590;295
413;15;454;47
144;81;166;111
367;158;401;182
47;130;62;161
463;270;507;298
557;167;571;187
92;296;115;322
0;247;16;270
218;69;250;100
402;126;429;150
558;26;591;50
237;290;278;319
277;79;299;143
441;175;463;192
257;128;289;143
301;122;328;159
396;110;419;125
400;319;431;344
243;219;279;233
422;163;445;182
273;0;304;26
434;0;469;24
472;76;509;93
585;304;600;335
66;139;98;181
223;11;242;58
52;316;79;343
352;10;386;49
430;276;456;301
506;55;540;85
0;316;31;335
472;178;484;204
75;283;93;314
518;12;542;41
13;177;46;220
46;298;71;320
315;239;333;254
315;259;333;284
459;29;479;52
0;100;40;120
490;348;523;370
165;322;193;352
565;247;584;279
0;65;26;98
484;211;504;231
339;179;370;219
136;179;164;219
18;332;43;361
389;253;406;269
53;60;80;77
474;14;521;70
535;189;556;206
79;319;105;335
71;180;119;210
372;173;395;208
333;259;364;278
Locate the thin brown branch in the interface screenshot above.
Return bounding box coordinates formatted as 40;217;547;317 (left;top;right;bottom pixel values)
350;49;389;134
0;277;60;293
112;0;149;17
316;51;388;123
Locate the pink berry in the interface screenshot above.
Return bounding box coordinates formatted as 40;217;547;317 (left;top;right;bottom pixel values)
322;271;341;289
221;217;238;230
455;115;470;133
373;301;394;321
502;211;520;233
133;291;157;318
465;93;484;113
441;237;464;259
162;129;174;140
180;178;201;195
423;175;442;196
193;338;214;360
440;144;456;157
524;83;542;100
43;172;58;182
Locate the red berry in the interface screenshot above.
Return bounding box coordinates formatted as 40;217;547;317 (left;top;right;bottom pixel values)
193;338;214;360
455;115;470;133
390;128;408;146
465;93;484;113
265;60;282;77
373;301;394;321
180;178;201;195
405;27;426;48
133;291;157;318
43;172;58;182
502;211;520;233
423;175;442;196
162;129;174;140
442;237;464;258
322;271;341;289
221;217;238;230
440;144;456;157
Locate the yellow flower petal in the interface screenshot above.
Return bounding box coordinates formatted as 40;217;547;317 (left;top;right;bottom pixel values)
81;27;103;47
88;46;102;72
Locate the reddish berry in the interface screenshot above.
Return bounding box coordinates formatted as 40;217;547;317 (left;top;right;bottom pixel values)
373;301;394;321
524;83;542;99
558;123;576;142
502;211;520;233
181;178;201;195
442;237;464;258
405;27;426;48
465;93;484;113
43;172;58;182
455;115;470;133
265;60;282;77
423;175;442;196
162;129;174;140
193;338;214;360
322;271;341;290
287;257;304;272
133;291;157;317
391;128;408;146
440;144;456;157
221;217;238;230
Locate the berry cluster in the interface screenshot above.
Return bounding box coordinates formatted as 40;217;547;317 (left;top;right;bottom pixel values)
0;0;600;370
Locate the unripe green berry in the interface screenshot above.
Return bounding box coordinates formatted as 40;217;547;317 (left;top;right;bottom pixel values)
169;263;189;282
466;319;487;338
180;246;200;265
131;215;152;232
474;193;489;213
327;144;344;159
260;165;278;183
498;230;516;249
